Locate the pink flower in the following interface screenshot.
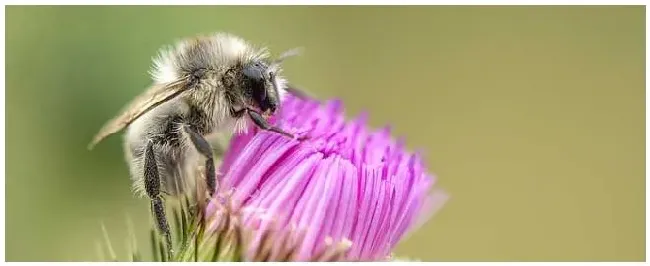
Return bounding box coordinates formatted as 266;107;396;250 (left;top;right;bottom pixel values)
207;94;447;261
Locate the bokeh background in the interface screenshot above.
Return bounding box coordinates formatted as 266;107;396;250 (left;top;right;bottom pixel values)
6;6;645;261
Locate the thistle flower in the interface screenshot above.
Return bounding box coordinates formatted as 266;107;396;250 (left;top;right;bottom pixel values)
207;94;447;261
102;94;446;262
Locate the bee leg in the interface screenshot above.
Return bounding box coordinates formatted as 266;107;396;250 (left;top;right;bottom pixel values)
144;140;173;257
247;108;298;139
182;125;216;197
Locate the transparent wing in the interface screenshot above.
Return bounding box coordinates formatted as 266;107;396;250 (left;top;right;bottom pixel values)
88;79;188;150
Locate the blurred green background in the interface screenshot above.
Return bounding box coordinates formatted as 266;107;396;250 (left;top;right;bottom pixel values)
6;5;645;261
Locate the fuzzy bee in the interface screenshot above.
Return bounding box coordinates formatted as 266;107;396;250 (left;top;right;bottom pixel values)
88;32;305;251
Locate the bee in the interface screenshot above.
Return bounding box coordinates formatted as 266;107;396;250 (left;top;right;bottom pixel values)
87;32;306;252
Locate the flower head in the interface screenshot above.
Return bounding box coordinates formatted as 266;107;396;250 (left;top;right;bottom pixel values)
209;94;447;261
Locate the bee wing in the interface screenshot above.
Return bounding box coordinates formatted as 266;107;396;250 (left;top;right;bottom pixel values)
87;79;189;150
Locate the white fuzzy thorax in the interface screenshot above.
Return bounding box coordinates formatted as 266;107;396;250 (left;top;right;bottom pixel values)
124;33;293;198
150;32;289;100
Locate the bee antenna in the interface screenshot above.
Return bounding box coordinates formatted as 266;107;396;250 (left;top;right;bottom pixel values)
270;47;303;68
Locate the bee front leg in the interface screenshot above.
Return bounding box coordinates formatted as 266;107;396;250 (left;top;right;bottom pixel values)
182;125;216;197
247;108;296;139
144;140;173;257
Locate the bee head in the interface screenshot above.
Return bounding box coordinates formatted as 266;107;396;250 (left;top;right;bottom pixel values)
242;60;280;116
